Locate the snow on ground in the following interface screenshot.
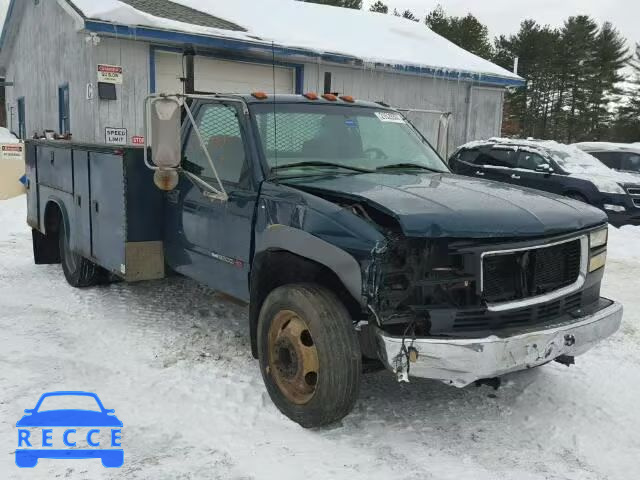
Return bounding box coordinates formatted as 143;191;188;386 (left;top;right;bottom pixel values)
1;195;639;480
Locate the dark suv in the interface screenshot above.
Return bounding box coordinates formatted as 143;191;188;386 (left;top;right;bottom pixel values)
450;138;640;226
574;142;640;175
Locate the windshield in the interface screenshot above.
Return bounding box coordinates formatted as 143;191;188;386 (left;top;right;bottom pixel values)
251;104;448;176
37;395;102;412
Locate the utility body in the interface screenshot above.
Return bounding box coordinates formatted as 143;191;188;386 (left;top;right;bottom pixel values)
26;94;623;427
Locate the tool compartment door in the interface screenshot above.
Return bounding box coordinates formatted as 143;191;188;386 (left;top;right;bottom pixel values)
89;151;126;275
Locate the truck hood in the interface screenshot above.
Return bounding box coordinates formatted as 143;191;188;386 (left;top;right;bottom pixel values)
285;172;607;238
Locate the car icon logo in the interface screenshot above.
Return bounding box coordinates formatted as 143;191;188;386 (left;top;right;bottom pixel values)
16;391;123;468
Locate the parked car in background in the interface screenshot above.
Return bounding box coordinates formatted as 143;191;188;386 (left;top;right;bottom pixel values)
573;142;640;175
449;138;640;226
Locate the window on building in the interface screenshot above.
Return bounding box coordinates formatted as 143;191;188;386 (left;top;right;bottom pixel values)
58;84;70;135
183;103;248;185
17;97;25;139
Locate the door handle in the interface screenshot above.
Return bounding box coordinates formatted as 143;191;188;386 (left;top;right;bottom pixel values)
511;174;521;180
475;170;485;176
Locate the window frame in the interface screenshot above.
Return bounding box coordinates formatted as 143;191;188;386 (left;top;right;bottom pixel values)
181;100;255;190
516;149;553;172
17;97;26;140
58;83;70;135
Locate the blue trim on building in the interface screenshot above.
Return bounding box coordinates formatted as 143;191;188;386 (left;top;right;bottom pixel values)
86;20;524;88
58;83;70;134
149;45;305;94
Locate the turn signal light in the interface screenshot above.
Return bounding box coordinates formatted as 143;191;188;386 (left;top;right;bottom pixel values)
251;91;269;100
303;92;319;100
340;95;355;103
589;251;607;272
322;93;338;101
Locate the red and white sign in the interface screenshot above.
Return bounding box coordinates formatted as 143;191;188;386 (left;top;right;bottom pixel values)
132;136;145;145
97;64;123;84
1;144;24;161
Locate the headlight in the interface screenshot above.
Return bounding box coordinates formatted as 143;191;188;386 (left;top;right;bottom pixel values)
590;228;608;249
589;178;625;194
589;251;607;272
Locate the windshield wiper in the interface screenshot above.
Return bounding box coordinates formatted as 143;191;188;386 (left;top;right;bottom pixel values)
270;161;374;175
376;163;445;173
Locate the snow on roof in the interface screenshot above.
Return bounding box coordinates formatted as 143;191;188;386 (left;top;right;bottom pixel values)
574;142;640;153
69;0;522;84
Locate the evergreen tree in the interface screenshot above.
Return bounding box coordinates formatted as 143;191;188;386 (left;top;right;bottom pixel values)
610;45;640;141
369;1;388;14
393;9;419;22
425;5;494;60
298;0;362;9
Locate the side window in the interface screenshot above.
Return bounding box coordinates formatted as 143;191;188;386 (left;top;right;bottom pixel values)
518;151;550;171
458;149;480;164
476;148;517;168
591;152;621;170
183;103;248;185
621;153;640;172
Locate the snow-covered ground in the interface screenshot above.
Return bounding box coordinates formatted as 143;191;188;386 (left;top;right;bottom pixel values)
1;195;639;480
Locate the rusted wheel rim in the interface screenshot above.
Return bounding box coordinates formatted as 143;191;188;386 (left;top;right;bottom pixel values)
267;310;319;405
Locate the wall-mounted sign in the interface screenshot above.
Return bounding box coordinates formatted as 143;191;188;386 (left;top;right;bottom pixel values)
97;64;123;84
1;144;24;161
105;128;127;145
131;136;145;145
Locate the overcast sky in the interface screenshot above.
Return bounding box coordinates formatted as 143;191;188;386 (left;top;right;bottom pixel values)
364;0;639;49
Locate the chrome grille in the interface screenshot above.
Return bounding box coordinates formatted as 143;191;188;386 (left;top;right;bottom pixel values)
482;239;582;304
627;188;640;196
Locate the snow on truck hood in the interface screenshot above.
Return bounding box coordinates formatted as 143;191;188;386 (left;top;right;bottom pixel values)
286;172;606;239
70;0;521;82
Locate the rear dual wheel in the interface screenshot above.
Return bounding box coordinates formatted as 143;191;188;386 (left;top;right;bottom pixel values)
257;284;361;428
58;220;103;288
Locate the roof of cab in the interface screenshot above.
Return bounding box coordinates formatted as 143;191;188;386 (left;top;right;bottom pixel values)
231;93;392;109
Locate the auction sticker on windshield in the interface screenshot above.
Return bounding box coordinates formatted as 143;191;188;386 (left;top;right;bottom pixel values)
375;111;405;123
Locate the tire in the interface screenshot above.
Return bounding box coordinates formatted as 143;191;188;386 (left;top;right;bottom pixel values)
257;284;361;428
564;192;589;204
58;220;103;288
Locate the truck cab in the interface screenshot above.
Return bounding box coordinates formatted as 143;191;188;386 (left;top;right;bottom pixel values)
26;93;623;428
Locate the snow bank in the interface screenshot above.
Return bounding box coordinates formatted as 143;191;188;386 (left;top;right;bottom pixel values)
0;195;26;239
608;225;640;262
71;0;521;81
0;127;18;143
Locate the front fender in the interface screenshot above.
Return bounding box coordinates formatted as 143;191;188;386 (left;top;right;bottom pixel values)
256;224;366;306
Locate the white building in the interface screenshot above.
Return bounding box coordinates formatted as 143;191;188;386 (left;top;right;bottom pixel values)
0;0;523;154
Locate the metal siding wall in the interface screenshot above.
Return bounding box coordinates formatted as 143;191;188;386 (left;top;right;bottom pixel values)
302;63;504;153
4;2;150;144
4;0;94;140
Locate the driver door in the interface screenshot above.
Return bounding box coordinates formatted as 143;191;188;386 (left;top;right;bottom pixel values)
164;101;258;301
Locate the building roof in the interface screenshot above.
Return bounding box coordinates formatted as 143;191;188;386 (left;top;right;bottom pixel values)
116;0;245;31
0;0;524;87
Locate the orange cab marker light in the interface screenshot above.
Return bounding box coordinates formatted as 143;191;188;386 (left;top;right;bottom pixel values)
251;91;269;100
303;92;319;100
340;95;355;103
322;93;338;101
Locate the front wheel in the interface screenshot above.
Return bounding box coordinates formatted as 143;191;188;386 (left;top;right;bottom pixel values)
257;284;361;428
59;220;103;288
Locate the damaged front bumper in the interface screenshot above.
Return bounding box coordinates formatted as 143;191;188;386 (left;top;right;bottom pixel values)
375;298;623;387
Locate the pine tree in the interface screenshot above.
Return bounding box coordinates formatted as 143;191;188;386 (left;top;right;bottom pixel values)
425;5;493;60
298;0;362;9
611;45;640;141
369;1;388;14
393;9;419;22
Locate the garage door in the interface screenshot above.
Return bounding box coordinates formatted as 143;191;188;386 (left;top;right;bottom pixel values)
154;51;295;95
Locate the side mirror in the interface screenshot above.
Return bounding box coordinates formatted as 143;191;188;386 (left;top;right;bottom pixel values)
149;97;182;169
535;164;552;174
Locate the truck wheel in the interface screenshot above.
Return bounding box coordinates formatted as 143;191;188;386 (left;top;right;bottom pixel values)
58;221;102;288
257;284;361;428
